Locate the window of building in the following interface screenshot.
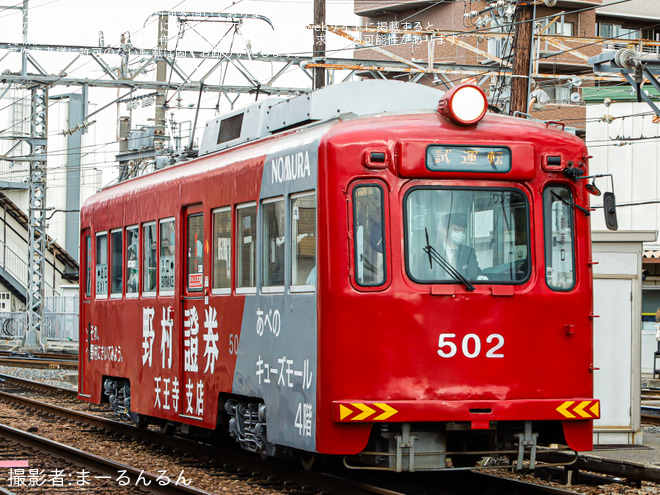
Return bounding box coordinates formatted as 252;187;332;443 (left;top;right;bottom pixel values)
598;22;640;40
126;225;139;296
212;207;231;293
159;218;175;294
291;193;316;289
186;213;204;292
95;232;108;297
237;203;257;292
110;229;123;297
543;186;575;291
544;18;573;36
143;222;157;295
262;198;285;291
353;185;386;287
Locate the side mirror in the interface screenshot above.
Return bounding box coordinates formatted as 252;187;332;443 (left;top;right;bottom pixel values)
603;191;618;231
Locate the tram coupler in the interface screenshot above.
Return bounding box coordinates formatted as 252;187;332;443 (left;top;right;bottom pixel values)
515;421;539;470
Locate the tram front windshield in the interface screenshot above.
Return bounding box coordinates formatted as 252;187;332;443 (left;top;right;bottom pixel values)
405;188;529;284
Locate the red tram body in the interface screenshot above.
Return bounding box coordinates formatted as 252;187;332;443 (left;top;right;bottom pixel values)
79;81;599;471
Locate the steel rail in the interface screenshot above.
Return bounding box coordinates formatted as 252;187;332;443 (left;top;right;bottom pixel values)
0;422;213;495
0;373;77;397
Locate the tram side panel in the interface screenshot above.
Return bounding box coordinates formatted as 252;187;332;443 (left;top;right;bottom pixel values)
231;127;324;452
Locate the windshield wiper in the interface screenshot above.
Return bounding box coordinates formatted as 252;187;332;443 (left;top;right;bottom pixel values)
423;228;475;291
550;191;590;217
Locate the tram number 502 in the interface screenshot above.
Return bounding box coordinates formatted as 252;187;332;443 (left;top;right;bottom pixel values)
437;333;504;359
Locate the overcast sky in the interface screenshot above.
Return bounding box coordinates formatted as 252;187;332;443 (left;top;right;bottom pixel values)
3;0;357;57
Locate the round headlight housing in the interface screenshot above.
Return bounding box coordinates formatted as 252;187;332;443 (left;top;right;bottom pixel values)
437;84;488;126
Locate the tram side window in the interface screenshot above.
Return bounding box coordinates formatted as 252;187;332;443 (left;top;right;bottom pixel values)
187;214;204;292
291;193;316;287
143;222;157;294
237;204;257;290
262;198;285;289
213;208;231;292
95;232;108;297
84;235;91;298
126;226;139;295
353;185;386;286
160;218;175;293
110;229;123;296
543;186;575;291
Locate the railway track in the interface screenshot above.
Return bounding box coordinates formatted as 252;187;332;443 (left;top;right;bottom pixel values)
0;374;654;495
0;422;211;494
642;405;660;426
0;350;78;370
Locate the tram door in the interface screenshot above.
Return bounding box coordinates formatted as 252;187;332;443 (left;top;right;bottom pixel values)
180;205;206;420
79;230;92;397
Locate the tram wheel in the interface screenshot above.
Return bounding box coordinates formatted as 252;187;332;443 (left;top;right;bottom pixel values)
300;452;319;471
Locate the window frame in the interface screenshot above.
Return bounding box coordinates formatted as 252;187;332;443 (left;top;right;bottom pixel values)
110;228;123;299
236;201;257;295
83;233;91;299
290;191;317;293
125;225;140;298
261;196;286;294
185;212;205;293
159;217;176;296
402;185;531;286
142;221;157;297
543;184;577;292
348;181;390;291
212;206;232;296
95;231;108;299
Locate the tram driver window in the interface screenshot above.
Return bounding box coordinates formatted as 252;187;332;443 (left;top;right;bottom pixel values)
143;222;157;294
353;185;386;286
405;188;529;284
543;186;575;291
126;226;139;295
160;218;175;293
262;198;285;289
291;193;316;288
95;232;108;297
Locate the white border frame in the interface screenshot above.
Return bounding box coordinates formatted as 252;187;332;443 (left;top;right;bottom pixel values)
289;191;316;293
236;201;257;295
158;217;176;297
94;231;108;300
211;206;232;296
142;221;157;298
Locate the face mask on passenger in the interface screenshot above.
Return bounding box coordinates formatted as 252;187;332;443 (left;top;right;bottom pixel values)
449;230;464;245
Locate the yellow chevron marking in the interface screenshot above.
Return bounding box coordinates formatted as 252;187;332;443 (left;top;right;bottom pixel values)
556;401;576;418
352;403;376;421
339;404;353;421
573;401;593;419
373;403;398;421
589;401;600;418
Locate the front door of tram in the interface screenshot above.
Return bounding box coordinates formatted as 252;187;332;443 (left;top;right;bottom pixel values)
180;205;206;421
79;230;92;397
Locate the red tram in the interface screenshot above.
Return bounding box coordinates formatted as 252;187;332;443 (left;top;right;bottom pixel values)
79;80;600;471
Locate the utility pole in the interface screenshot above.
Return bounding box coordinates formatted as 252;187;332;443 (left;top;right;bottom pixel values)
155;14;168;151
313;0;326;89
509;4;532;115
25;85;48;351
